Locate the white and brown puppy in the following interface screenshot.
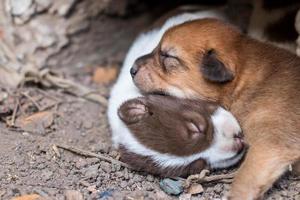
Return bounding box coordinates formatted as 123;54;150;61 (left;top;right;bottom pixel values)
117;95;245;177
107;11;247;174
130;18;300;199
108;10;226;146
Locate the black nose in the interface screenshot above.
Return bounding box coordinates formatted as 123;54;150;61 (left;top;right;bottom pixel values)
130;64;139;78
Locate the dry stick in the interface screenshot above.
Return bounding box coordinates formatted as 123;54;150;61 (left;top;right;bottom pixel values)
56;144;132;169
20;91;42;111
201;173;235;184
10;98;19;126
184;170;236;188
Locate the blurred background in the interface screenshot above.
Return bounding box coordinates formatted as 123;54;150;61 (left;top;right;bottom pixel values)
0;0;299;199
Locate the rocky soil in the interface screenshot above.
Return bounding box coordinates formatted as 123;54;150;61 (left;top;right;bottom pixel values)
0;66;299;200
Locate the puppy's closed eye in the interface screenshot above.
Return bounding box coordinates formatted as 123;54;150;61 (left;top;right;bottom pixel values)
183;112;207;140
160;51;180;70
186;121;205;139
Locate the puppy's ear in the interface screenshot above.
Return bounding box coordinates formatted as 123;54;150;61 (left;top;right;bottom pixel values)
201;50;234;83
118;98;149;124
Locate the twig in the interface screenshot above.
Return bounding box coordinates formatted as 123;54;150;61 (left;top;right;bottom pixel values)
184;170;236;188
56;144;132;169
37;88;62;102
20;91;41;111
9;98;19;126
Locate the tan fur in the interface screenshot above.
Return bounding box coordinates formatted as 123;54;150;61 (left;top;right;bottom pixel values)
132;19;300;199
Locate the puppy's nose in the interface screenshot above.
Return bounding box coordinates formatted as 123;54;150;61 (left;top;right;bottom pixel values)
130;64;139;78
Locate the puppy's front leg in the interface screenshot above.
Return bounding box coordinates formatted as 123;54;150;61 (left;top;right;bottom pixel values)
227;141;297;200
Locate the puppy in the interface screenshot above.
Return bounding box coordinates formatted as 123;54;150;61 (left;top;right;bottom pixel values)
108;10;226;148
130;18;300;199
117;95;245;177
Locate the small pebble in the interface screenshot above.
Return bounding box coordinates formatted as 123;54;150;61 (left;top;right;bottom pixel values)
99;189;114;199
159;178;184;196
120;181;128;188
84;164;99;178
146;175;154;182
100;161;112;173
83;121;93;129
115;171;123;178
132;174;142;183
109;150;119;158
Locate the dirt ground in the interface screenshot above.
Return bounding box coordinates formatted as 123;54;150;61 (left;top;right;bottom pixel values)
0;66;299;200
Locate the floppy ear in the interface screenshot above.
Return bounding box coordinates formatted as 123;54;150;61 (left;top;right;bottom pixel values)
200;50;234;83
118;98;148;124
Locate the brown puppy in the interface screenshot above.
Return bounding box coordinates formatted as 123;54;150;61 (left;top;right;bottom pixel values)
130;19;300;199
118;95;245;177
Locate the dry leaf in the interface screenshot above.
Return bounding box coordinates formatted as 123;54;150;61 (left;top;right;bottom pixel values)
11;194;42;200
15;111;54;134
92;67;118;84
187;183;204;195
64;190;83;200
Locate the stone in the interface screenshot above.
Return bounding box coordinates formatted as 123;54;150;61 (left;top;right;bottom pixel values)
132;174;142;183
83;120;93;129
50;0;77;17
159;178;184;196
9;0;33;16
109;150;119;158
84;164;99;178
146;175;154;182
100;161;111;173
120;181;128;188
35;0;52;12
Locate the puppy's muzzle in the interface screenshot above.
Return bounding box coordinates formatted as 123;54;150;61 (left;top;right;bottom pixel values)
130;64;139;78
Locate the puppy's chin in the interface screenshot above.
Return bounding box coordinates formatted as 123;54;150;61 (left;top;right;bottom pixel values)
134;77;193;98
133;77;168;96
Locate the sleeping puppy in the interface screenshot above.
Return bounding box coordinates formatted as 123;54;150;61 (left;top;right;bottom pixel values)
107;10;227;149
117;95;245;177
130;18;300;199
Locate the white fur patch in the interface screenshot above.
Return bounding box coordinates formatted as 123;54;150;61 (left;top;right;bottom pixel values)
107;10;245;169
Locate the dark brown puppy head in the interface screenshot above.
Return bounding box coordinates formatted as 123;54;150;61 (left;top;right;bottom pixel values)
118;95;217;157
130;18;241;101
117;95;245;176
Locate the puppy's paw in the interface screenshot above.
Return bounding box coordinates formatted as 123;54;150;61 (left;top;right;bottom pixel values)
118;98;148;124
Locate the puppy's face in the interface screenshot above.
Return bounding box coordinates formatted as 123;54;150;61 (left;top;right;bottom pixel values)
131;19;241;101
118;95;216;156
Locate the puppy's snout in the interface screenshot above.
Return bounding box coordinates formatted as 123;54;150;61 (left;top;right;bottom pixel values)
130;64;139;78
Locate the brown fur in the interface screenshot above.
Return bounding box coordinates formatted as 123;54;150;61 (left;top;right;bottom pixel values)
131;19;300;199
119;145;207;178
118;95;217;156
